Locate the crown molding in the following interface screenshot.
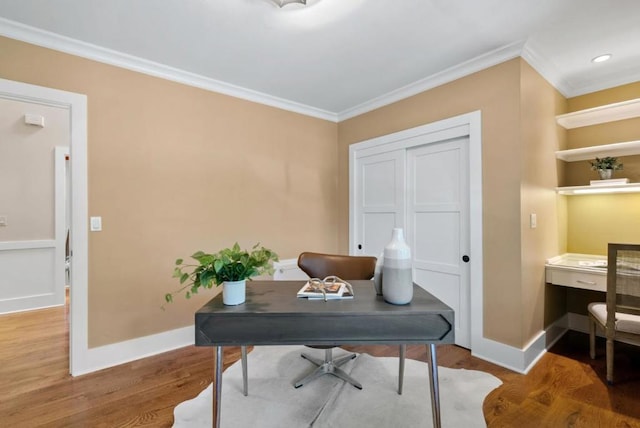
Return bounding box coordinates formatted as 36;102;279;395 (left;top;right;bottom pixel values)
7;15;634;124
336;40;526;121
521;41;574;98
522;39;640;99
565;71;640;98
0;17;338;122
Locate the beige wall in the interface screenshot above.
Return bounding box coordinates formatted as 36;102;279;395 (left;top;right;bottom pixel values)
519;61;567;338
0;97;69;241
338;58;550;348
563;82;640;255
4;29;637;353
568;81;640;111
0;36;338;347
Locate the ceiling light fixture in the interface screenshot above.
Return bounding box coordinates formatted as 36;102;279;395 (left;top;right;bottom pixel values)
591;54;612;63
272;0;306;7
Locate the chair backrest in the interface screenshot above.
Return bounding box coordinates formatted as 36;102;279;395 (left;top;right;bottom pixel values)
297;252;377;280
606;243;640;333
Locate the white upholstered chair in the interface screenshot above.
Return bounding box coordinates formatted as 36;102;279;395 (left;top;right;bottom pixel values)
588;243;640;384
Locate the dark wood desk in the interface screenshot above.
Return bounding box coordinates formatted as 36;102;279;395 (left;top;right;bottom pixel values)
196;280;454;428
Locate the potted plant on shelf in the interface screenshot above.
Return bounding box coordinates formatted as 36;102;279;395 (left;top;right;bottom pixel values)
165;242;278;306
589;156;623;180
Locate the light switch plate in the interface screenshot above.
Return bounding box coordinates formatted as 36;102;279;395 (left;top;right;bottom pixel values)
90;216;102;231
0;215;7;227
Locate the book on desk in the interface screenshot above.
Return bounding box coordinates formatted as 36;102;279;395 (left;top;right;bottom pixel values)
296;277;354;300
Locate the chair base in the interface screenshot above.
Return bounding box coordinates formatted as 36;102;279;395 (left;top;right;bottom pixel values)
294;349;362;389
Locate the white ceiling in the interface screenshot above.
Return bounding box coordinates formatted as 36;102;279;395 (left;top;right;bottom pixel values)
1;0;640;121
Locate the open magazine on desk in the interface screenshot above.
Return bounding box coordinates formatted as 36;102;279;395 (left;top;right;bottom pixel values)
296;276;354;300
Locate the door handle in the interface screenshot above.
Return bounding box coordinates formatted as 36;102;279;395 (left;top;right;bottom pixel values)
462;255;470;263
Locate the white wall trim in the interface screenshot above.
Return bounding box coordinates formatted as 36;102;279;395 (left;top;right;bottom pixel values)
472;316;571;374
338;41;524;121
521;41;575;98
12;15;632;121
1;17;530;123
0;17;337;123
471;331;546;375
54;146;69;318
73;326;194;376
0;240;55;250
522;41;640;99
6;14;638;122
273;258;308;280
567;312;592;334
1;77;89;377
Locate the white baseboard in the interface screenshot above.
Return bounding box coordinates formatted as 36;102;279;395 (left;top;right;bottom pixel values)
567;312;592;334
472;330;547;374
72;313;592;376
273;258;308;280
471;313;575;374
73;325;194;376
544;314;570;349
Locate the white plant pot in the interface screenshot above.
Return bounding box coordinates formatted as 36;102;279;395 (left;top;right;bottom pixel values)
223;280;246;305
598;169;613;180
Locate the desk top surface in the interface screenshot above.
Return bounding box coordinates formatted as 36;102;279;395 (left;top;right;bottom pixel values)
195;280;454;346
197;280;452;316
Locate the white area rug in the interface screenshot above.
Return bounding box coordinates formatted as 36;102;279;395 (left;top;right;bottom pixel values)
173;346;501;428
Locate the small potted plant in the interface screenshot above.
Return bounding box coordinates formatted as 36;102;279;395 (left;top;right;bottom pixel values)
166;242;278;306
589;156;623;180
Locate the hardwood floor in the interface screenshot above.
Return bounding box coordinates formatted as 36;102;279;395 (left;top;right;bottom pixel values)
1;302;640;427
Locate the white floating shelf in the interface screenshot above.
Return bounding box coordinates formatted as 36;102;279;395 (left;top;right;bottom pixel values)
556;98;640;129
555;140;640;162
556;182;640;195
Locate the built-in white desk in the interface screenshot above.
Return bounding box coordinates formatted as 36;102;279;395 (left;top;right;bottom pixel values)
545;253;607;292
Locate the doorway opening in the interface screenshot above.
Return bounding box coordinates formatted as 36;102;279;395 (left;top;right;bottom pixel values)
0;78;88;376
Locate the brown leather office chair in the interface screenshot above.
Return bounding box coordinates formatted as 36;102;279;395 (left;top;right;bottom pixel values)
294;252;375;389
294;252;407;393
240;252;406;395
588;243;640;384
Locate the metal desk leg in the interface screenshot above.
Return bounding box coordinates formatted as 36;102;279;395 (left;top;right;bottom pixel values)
426;343;441;428
213;346;223;428
241;345;248;396
398;344;406;395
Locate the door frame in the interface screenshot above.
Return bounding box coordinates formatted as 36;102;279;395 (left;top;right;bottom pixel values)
349;111;483;351
55;146;70;305
0;78;88;376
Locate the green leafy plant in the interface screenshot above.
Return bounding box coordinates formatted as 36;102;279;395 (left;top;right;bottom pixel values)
165;242;278;304
589;156;623;171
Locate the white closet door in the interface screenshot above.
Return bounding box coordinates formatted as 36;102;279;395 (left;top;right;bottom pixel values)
406;137;470;347
353;150;405;257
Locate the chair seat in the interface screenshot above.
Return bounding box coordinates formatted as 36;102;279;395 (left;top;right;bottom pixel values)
588;302;640;335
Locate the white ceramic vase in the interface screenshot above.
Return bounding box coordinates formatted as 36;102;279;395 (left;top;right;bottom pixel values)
223;279;246;305
382;228;413;305
373;252;384;295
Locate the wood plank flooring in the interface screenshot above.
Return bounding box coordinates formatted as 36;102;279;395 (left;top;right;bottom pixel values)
1;302;640;427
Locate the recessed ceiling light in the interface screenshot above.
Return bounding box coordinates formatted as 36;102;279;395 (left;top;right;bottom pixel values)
591;54;612;63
